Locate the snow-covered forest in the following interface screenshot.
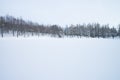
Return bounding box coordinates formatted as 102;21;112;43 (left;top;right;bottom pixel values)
1;0;120;80
0;15;120;38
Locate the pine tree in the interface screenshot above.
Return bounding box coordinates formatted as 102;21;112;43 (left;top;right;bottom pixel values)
118;25;120;37
111;27;117;38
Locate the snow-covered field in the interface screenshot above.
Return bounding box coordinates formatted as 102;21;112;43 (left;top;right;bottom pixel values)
0;37;120;80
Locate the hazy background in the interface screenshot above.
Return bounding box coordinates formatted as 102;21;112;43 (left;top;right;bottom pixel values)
0;1;120;80
0;0;120;27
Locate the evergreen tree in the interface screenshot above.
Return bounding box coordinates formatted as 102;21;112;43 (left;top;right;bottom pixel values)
117;24;120;37
111;27;117;38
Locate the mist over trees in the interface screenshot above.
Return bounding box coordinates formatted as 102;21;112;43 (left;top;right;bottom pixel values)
0;15;120;38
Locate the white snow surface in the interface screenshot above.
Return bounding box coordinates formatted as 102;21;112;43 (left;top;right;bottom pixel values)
0;37;120;80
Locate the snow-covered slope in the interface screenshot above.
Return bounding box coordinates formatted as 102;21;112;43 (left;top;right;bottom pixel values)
0;37;120;80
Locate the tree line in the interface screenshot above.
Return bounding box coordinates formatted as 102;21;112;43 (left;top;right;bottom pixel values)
0;15;120;38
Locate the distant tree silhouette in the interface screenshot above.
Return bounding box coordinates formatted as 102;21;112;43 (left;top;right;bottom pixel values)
118;24;120;37
110;27;117;38
0;15;120;38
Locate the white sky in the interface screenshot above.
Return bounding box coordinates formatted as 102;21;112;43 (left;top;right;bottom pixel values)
0;0;120;27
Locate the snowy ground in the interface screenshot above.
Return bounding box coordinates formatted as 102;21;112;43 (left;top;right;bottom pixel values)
0;37;120;80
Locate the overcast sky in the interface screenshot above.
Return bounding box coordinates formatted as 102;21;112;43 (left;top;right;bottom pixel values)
0;0;120;27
